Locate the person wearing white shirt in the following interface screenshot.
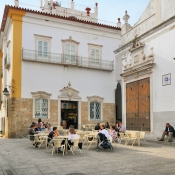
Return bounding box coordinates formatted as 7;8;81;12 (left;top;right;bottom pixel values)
99;125;112;143
68;128;80;143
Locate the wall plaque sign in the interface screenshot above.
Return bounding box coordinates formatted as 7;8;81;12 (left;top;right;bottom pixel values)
162;73;171;86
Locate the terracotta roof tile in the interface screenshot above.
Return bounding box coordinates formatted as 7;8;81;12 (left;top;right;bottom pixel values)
1;5;121;32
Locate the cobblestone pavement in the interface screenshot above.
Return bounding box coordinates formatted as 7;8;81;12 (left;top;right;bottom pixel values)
0;138;175;175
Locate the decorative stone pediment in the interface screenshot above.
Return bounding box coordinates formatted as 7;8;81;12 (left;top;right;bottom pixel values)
31;91;51;98
61;36;80;45
87;96;104;102
121;36;155;81
58;82;81;100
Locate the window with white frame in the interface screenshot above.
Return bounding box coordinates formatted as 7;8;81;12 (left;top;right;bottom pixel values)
88;44;102;66
62;36;79;64
35;98;48;118
38;41;48;57
90;102;101;120
64;44;76;62
35;35;51;58
87;96;104;121
31;91;51;119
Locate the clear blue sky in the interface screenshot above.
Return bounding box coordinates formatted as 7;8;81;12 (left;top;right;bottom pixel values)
0;0;150;26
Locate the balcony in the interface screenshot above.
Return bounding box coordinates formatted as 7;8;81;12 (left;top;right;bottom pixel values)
22;49;114;71
4;54;10;69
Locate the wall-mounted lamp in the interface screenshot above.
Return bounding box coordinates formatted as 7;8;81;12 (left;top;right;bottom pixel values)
2;85;15;97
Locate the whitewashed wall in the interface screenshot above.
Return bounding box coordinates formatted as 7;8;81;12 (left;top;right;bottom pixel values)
21;14;121;103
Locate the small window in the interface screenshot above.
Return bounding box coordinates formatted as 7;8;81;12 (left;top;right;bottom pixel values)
90;102;101;120
35;98;48;118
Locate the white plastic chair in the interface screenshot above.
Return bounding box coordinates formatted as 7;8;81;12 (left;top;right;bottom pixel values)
34;135;48;149
68;139;82;155
52;139;65;156
86;134;97;150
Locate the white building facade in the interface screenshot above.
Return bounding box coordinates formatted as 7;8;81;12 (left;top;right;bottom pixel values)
0;1;121;137
115;0;175;139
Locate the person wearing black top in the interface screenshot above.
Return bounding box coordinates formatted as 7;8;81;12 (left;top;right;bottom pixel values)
105;122;110;129
29;124;39;147
159;123;175;142
94;123;100;130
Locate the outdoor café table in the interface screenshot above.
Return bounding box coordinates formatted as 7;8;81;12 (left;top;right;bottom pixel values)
54;135;68;153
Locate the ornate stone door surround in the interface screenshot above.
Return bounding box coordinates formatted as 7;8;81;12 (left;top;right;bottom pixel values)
121;38;155;133
58;82;81;129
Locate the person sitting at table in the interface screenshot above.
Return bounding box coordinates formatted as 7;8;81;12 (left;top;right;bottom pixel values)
48;127;60;142
48;127;65;152
68;128;80;149
37;118;43;131
30;122;35;128
99;125;112;142
94;123;100;130
29;124;39;148
45;123;52;132
105;122;110;129
118;122;126;133
115;122;119;132
109;125;117;142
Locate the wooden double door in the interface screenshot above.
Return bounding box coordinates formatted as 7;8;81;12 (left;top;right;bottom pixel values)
126;78;150;131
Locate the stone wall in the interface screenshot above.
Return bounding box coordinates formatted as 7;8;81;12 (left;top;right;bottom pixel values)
81;102;116;126
5;98;116;138
5;98;58;138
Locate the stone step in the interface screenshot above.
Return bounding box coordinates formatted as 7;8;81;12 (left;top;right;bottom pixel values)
145;138;175;146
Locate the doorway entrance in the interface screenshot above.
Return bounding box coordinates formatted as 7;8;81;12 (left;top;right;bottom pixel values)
126;77;150;131
61;101;78;129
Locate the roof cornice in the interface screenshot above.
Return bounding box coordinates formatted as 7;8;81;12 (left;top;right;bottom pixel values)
1;5;121;32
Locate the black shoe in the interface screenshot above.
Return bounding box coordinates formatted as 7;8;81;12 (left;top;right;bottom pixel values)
168;140;172;142
159;139;164;141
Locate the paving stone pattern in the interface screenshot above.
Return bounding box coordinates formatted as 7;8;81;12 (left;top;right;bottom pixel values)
0;138;175;175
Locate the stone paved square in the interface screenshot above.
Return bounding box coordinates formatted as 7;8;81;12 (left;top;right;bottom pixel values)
0;138;175;175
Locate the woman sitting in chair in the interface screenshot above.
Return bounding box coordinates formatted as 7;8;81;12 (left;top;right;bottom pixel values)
68;128;80;149
99;125;112;143
109;125;117;142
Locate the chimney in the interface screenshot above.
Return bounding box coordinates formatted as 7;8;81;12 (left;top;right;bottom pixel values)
85;7;91;16
14;0;19;7
40;0;43;8
117;18;122;28
44;0;48;7
50;0;53;7
70;0;74;10
94;2;98;16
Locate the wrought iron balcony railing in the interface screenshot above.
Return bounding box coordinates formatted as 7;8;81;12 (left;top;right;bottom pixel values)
22;49;114;71
4;54;10;69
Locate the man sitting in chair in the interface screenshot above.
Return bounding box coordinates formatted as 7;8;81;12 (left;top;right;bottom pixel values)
159;123;175;142
29;124;39;148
